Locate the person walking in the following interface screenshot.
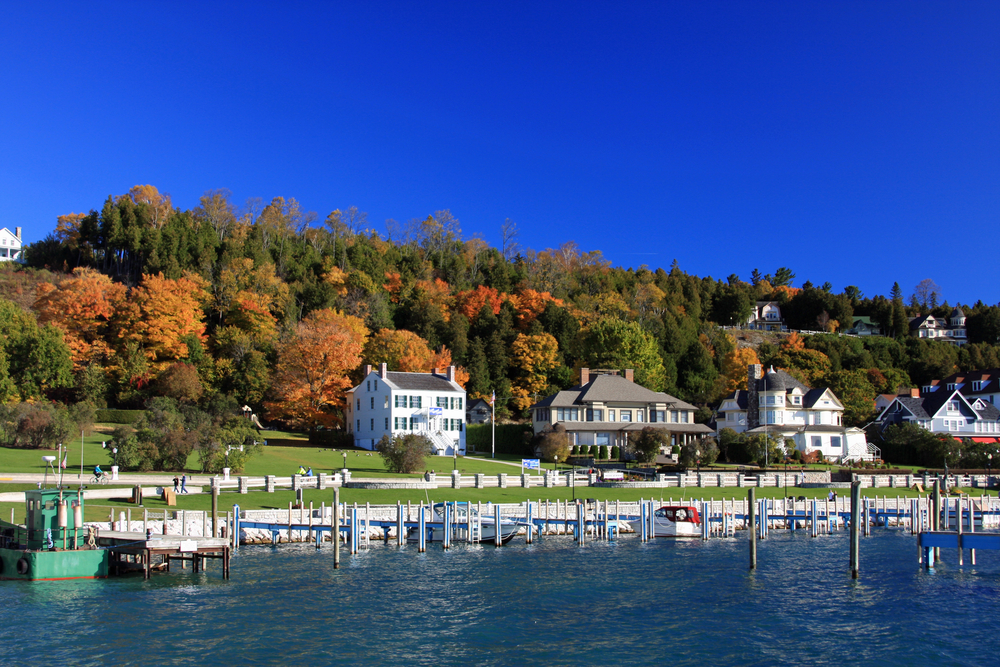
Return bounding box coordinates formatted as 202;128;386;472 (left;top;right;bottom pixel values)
180;474;188;493
173;476;179;493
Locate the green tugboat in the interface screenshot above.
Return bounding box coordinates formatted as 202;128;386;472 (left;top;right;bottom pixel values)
0;488;109;581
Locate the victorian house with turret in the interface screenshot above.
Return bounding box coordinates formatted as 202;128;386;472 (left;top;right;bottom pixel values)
716;364;871;462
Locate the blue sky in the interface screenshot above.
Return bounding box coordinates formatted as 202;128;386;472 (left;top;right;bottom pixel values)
1;2;997;305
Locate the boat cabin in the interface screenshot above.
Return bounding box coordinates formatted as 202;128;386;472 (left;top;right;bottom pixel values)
653;506;701;525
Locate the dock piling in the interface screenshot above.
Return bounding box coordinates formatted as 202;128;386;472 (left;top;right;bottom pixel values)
850;480;860;579
334;487;340;568
748;488;757;570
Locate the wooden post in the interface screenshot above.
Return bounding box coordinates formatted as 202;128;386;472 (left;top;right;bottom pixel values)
748;488;757;570
334;487;340;568
494;504;502;547
212;485;219;538
850;480;860;579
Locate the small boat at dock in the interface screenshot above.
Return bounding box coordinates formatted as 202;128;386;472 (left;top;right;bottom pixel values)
629;505;701;538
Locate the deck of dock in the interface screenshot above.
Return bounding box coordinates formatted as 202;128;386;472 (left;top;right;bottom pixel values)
96;530;231;579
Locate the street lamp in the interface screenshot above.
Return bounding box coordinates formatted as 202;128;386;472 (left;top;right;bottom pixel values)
696;448;701;475
453;447;457;471
343;451;348;471
988;453;993;486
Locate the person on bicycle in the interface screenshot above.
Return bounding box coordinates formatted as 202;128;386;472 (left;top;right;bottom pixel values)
94;465;104;480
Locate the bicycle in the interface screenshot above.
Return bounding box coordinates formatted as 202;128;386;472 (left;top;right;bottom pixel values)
90;473;110;485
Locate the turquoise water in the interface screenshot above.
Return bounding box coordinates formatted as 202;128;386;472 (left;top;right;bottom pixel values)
4;530;1000;665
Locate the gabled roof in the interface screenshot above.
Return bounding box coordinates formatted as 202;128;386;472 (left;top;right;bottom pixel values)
881;390;1000;422
909;314;937;330
348;370;463;393
719;390;748;410
466;398;491;411
803;387;842;410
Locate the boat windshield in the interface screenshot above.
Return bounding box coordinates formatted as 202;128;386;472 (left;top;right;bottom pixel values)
653;506;699;523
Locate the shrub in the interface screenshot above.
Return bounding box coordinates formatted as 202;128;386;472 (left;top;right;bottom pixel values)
571;445;579;455
538;425;571;463
95;409;146;425
376;433;433;473
633;427;669;464
598;445;609;460
610;445;620;461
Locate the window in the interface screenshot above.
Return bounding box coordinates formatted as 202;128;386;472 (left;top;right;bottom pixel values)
636;410;644;422
395;395;407;408
947;401;959;412
356;419;360;432
671;411;679;423
596;433;610;446
791;396;801;405
608;410;616;421
410;417;418;430
374;380;378;391
384;396;389;409
651;410;665;423
410;396;422;409
385;418;389;429
357;399;361;410
586;408;603;421
973;381;983;392
556;408;579;421
370;397;375;409
947;383;957;391
452;419;463;431
394;417;407;429
370;419;374;430
451;397;463;410
811;436;822;449
620;410;632;422
535;408;550;422
437;397;449;408
366;380;370;392
681;411;689;423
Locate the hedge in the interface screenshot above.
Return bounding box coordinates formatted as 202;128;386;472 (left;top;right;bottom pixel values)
467;423;533;456
95;409;146;425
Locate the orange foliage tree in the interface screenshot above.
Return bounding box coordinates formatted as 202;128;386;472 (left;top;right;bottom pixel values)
266;309;369;431
509;289;563;329
717;340;762;395
115;272;210;368
453;285;504;319
34;268;127;369
509;333;559;411
364;329;434;372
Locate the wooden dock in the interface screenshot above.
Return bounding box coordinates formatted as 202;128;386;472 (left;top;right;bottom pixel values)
96;530;232;579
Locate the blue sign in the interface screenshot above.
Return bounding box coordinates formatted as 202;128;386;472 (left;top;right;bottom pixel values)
429;407;444;416
522;459;540;470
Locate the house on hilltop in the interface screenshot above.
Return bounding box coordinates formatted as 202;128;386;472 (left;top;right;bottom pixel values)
745;301;786;331
529;368;714;451
909;308;967;346
0;227;24;263
345;363;467;455
716;364;872;462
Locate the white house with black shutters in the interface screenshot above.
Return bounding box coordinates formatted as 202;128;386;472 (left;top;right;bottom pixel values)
345;363;467;455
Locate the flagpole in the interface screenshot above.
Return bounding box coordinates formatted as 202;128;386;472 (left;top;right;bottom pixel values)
491;390;495;459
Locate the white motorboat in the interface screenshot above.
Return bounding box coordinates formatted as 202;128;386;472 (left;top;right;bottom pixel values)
629;505;701;538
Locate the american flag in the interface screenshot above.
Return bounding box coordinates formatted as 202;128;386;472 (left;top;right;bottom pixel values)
489;390;495;405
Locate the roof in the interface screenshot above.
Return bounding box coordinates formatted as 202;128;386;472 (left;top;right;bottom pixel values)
466;398;491;410
555;422;714;434
530;373;695;411
719;390;748;410
883;390;1000;422
757;369;808;394
348;370;463;393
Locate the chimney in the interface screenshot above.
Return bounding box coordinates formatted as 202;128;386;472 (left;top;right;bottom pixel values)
747;364;763;429
364;364;372;377
446;365;455;382
580;368;590;385
624;369;634;383
15;227;21;241
379;363;387;379
910;387;920;398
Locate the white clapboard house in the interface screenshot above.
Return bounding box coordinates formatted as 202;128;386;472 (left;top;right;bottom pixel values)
345;363;467;456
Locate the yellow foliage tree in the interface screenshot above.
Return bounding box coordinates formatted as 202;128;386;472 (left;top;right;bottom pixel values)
115;272;210;368
509;332;559;411
717;340;761;395
364;329;434;372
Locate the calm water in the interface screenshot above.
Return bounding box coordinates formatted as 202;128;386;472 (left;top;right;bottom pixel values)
4;530;1000;666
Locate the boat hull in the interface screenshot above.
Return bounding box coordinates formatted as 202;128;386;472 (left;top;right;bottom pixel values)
0;547;109;581
628;519;700;538
407;524;520;545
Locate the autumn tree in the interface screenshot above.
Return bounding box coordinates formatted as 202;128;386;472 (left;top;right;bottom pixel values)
34;267;127;369
509;332;559;411
266;309;368;432
364;329;434;372
115;272;210;368
375;433;434;474
717;341;761;394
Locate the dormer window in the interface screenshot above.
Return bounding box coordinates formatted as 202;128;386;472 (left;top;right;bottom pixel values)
791;396;801;405
947;400;959;412
973;381;983;392
947;383;957;391
922;386;932;394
